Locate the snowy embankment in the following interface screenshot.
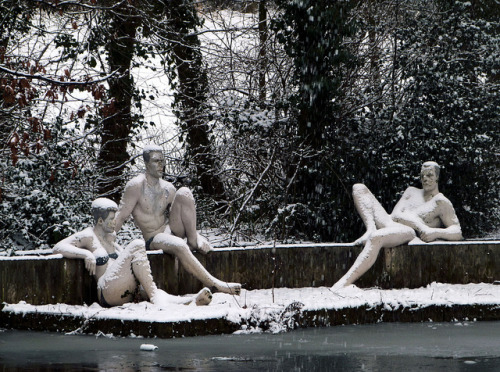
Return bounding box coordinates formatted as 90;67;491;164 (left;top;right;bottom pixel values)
3;282;500;337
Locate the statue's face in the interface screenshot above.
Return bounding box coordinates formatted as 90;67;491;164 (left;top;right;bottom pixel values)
145;151;165;178
420;168;438;192
100;211;116;233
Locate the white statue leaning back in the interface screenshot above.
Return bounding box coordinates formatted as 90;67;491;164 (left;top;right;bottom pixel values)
114;144;241;295
54;198;213;308
332;161;463;290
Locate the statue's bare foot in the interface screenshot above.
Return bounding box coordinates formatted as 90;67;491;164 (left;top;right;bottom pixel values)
151;289;191;308
212;282;241;295
330;280;348;292
195;287;213;306
195;234;213;254
353;230;374;246
151;289;171;309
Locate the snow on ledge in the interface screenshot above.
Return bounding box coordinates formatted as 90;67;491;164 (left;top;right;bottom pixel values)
1;240;499;259
3;283;500;332
0;253;62;261
0;238;500;260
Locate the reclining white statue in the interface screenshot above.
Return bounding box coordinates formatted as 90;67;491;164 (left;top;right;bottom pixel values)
54;198;213;308
332;161;463;290
114;144;241;295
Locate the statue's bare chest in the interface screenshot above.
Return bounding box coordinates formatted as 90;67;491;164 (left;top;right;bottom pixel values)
413;199;442;227
141;183;170;216
398;191;442;227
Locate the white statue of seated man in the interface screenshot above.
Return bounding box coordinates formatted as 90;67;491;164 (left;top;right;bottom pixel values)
54;198;213;308
332;161;463;290
114;144;241;295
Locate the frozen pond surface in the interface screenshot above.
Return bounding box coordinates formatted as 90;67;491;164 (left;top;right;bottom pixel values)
1;321;500;371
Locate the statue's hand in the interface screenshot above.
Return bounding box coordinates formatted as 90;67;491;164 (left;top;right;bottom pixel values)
419;227;439;243
84;253;96;275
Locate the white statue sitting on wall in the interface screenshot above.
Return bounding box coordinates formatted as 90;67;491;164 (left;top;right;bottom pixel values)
332;161;463;290
54;198;213;308
114;144;241;295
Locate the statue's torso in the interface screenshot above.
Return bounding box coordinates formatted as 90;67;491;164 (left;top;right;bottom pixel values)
130;177;176;240
77;227;118;279
392;187;444;228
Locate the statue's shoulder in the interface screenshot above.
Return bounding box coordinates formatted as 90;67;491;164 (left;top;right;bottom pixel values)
160;179;176;193
70;226;96;244
124;174;146;190
433;192;452;205
402;186;421;197
80;226;97;239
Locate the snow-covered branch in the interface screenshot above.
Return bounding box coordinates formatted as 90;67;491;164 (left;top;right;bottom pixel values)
0;65;118;87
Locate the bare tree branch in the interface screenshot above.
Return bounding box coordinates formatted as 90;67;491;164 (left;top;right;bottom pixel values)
0;65;119;87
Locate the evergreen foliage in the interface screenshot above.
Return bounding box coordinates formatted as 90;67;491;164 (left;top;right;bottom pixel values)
269;0;499;240
387;0;500;236
270;0;361;241
0;119;96;251
1;0;498;251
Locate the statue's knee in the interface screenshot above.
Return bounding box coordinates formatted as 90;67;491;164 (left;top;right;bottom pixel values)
126;239;146;251
407;227;417;239
125;239;147;261
369;235;384;247
175;187;194;202
352;183;368;195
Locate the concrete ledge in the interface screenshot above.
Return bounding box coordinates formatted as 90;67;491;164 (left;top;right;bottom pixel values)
1;241;499;305
2;303;500;338
0;304;240;338
2;283;500;338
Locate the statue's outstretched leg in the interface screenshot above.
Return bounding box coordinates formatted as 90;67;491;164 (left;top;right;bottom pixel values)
152;233;241;295
169;187;212;254
152;287;213;307
332;224;415;290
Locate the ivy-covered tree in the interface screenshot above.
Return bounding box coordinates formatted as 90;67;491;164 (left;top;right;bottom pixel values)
94;1;141;202
340;0;499;238
142;0;225;198
0;0;35;146
386;0;500;237
271;0;359;241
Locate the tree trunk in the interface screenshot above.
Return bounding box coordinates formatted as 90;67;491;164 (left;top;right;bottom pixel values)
258;0;267;103
168;0;225;197
97;5;139;202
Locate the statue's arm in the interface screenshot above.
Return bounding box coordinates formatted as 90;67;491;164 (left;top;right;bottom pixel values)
53;232;97;275
428;198;463;241
391;188;430;232
113;241;124;253
166;182;176;206
425;224;463;241
393;191;463;242
115;181;140;233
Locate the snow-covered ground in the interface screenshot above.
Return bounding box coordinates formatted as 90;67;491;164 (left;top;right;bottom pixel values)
4;282;500;335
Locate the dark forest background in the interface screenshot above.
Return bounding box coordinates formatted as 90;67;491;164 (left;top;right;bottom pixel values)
1;0;498;251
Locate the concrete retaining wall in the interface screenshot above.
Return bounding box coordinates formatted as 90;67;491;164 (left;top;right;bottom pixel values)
1;241;499;305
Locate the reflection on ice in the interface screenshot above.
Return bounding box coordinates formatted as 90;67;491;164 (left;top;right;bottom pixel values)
1;321;500;371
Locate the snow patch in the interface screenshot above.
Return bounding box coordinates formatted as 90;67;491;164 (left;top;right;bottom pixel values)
3;283;500;336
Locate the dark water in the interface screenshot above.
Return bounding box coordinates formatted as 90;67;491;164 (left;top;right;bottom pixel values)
1;321;499;371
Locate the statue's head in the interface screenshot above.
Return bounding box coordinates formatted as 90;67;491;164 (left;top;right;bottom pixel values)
91;198;118;225
420;161;440;193
143;144;165;178
142;144;164;163
421;161;440;180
